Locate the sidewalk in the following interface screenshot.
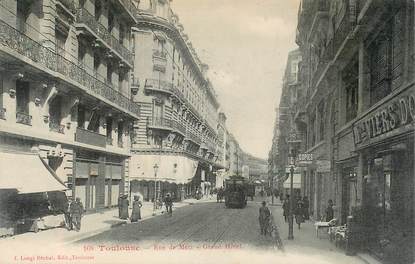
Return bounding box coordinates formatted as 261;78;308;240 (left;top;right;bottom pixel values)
0;197;214;247
268;198;379;264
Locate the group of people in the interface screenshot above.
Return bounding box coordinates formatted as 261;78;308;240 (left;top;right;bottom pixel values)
118;194;142;222
64;197;84;232
282;195;335;229
282;195;310;229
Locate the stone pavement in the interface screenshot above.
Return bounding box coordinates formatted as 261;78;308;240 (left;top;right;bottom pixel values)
0;196;216;247
265;197;381;264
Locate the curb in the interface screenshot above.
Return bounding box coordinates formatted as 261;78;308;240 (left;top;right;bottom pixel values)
356;253;383;264
62;221;127;245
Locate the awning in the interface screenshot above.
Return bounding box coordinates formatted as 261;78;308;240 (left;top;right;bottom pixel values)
0;152;67;194
130;154;198;184
283;173;301;189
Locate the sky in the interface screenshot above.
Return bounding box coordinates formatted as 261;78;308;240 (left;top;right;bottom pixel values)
171;0;300;159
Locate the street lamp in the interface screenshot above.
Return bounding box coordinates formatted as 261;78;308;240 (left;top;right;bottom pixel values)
153;163;159;215
287;128;302;240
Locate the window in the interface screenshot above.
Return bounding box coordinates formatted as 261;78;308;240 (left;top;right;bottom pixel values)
49;96;62;126
78;42;86;66
318;101;325;141
108;11;114;33
87;110;100;133
107;62;113;85
118;70;125;93
343;57;358;122
55;30;67;54
117;121;124;147
369;10;404;106
94;52;100;77
119;24;125;45
94;0;102;21
106;117;113;142
16;0;30;33
16;80;29;114
77;105;85;128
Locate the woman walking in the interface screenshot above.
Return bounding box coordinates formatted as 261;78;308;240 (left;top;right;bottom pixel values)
120;195;129;220
295;197;304;229
130;196;142;222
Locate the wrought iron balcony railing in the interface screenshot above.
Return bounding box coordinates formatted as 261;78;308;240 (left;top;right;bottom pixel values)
49;122;65;134
144;79;173;94
16;112;32;126
153;49;167;59
57;0;77;14
76;8;133;66
146;116;173;129
171;119;186;135
0;19;140;117
0;108;5;120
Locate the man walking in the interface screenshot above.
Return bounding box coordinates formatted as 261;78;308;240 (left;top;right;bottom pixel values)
258;201;271;235
164;193;173;216
69;197;84;232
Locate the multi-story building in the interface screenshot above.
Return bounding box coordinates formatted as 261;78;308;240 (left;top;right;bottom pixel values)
227;133;244;177
128;0;224;201
0;0;140;216
287;0;414;262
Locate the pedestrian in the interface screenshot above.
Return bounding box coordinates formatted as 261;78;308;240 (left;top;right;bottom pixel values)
258;201;271;235
282;195;290;222
302;196;310;220
65;197;73;231
120;194;129;220
295;197;304;229
118;194;123;218
325;199;334;222
69;197;84;232
164;193;173;216
130;195;142;222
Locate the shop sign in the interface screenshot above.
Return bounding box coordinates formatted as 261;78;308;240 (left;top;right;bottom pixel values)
316;160;331;172
353;90;415;148
297;153;313;165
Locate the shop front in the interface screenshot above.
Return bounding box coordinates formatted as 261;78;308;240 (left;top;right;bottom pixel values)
352;87;414;263
74;151;125;211
0;152;68;236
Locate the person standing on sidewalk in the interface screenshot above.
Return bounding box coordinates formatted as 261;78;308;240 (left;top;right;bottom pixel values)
120;195;129;220
282;195;290;222
118;194;123;218
65;197;73;231
69;197;84;232
325;199;334;222
295;196;304;229
302;196;310;221
164;193;173;216
130;196;142;222
259;201;271;235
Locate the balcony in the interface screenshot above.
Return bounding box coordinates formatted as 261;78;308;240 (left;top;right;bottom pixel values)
146;117;173;130
144;79;173;94
0;108;5;120
76;8;133;66
186;129;201;145
116;0;139;22
56;0;76;14
106;137;113;146
49;122;65;134
75;127;106;148
16;112;32;126
0;19;140;118
153;49;167;59
171;119;186;135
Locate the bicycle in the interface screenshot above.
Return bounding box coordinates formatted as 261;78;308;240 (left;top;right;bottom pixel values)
266;218;284;251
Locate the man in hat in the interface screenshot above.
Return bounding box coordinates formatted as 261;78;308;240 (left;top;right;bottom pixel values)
69;197;84;231
259;201;271;235
164;193;173;216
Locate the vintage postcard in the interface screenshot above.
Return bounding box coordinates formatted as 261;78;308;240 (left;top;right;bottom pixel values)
0;0;414;263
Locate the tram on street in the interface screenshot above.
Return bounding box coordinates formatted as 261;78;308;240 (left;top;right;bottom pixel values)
224;176;248;208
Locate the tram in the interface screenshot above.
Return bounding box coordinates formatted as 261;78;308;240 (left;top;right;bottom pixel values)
224;176;248;208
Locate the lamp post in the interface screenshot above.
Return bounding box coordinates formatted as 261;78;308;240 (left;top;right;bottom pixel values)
153;163;159;215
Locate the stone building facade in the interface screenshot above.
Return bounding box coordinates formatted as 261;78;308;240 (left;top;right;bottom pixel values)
128;0;226;201
0;0;140;212
279;0;415;263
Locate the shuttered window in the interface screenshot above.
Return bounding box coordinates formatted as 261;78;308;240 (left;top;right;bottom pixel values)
369;10;405;106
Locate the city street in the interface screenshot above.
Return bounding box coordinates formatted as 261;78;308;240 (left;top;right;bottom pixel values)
78;200;278;250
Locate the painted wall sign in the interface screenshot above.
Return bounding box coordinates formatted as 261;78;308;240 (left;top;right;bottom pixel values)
297;153;313;164
353;88;415;148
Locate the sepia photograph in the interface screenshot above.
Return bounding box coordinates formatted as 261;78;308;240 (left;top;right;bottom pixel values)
0;0;414;263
